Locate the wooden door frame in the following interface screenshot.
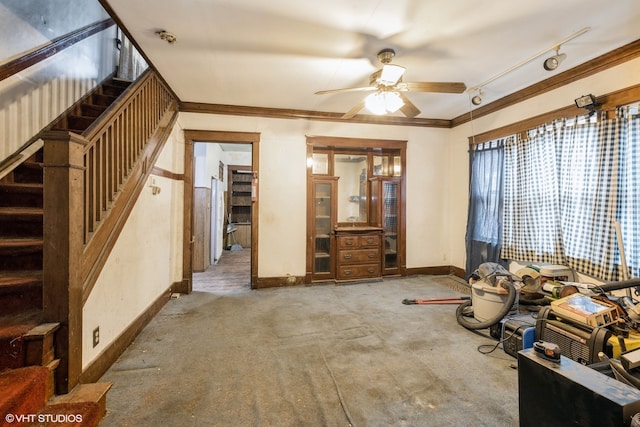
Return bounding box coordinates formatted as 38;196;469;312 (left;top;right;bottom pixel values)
181;130;260;292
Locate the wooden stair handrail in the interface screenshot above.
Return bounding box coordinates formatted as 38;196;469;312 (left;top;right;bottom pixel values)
42;68;178;393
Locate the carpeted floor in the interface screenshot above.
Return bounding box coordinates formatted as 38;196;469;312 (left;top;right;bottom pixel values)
99;275;520;426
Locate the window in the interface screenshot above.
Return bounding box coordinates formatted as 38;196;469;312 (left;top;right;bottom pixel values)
498;108;640;281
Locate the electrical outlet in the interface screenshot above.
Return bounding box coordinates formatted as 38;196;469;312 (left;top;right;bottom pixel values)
93;327;100;348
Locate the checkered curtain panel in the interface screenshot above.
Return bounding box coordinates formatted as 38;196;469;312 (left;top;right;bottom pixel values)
556;118;622;280
501;109;640;281
617;108;640;279
502;123;565;264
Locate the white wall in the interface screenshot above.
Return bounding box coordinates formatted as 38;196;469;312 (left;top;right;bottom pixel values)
82;122;184;368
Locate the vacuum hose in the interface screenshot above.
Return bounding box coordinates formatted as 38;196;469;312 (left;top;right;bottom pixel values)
455;280;517;330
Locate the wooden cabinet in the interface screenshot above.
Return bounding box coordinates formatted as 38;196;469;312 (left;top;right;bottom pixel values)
305;137;405;284
228;166;252;247
370;177;402;275
335;228;382;282
308;177;337;281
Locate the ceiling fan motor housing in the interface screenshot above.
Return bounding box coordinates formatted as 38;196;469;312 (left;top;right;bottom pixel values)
377;48;396;64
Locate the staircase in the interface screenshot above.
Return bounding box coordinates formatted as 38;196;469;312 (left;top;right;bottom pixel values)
0;77;130;426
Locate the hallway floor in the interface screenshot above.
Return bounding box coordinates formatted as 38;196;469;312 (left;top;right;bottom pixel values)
98;275;520;426
193;248;251;293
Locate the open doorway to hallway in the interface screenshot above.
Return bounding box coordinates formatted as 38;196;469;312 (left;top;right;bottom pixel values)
192;142;252;293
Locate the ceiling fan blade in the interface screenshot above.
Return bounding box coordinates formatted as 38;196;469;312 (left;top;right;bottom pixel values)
315;86;376;95
342;100;366;119
398;93;421;118
400;82;467;93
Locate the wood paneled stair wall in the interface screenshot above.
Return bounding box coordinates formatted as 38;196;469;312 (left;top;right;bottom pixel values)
0;69;179;426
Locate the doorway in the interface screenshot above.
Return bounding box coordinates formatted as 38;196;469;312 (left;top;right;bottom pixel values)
181;130;260;294
192;142;252;292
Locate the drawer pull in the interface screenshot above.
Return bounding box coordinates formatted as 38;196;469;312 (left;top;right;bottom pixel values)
345;240;354;246
366;238;374;244
367;268;375;273
367;253;375;258
343;254;352;259
344;270;352;275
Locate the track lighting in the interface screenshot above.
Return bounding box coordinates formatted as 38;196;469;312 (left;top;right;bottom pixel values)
543;46;566;71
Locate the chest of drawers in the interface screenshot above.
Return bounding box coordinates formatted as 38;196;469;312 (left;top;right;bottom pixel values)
335;228;382;282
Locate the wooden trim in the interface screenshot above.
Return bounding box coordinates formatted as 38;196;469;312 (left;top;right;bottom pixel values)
469;83;640;145
151;166;184;181
405;266;453;276
306;135;407;149
0;18;115;82
80;284;173;384
254;276;305;289
182;130;260;290
180;102;451;128
453;38;640;128
183;130;260;144
405;265;466;279
180;140;194;294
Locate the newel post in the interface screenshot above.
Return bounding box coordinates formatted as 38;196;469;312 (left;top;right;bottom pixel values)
42;131;87;394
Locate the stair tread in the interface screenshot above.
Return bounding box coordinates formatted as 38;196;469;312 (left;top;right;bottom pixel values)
0;308;43;339
0;182;43;191
0;271;42;286
0;206;43;215
0;365;49;416
23;323;60;340
0;237;43;247
50;382;113;405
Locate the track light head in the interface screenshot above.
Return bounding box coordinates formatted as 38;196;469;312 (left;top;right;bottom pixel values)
543;46;566;71
471;94;482;106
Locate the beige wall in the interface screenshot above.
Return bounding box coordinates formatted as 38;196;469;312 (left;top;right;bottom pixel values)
83;123;185;368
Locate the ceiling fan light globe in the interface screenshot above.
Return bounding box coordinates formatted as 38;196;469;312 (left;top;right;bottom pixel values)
385;92;404;113
365;93;387;115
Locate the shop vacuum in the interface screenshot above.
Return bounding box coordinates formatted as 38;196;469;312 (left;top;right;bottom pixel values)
456;262;521;330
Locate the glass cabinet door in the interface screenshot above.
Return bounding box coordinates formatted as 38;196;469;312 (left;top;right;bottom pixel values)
313;181;334;275
382;181;399;270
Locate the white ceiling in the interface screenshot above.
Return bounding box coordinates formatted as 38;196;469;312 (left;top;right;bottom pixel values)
106;0;640;121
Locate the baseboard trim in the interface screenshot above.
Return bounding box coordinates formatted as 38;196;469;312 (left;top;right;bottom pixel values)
254;276;303;289
80;283;175;384
405;265;466;279
257;266;466;288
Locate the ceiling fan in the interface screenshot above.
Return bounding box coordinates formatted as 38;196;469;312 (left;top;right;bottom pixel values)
315;48;466;119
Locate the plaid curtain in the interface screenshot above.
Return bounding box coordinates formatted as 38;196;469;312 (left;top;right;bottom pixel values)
465;138;508;277
557;117;622;280
617;107;640;279
500;108;640;281
502;123;565;264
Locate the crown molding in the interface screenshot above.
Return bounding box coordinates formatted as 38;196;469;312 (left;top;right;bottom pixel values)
179;102;452;128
